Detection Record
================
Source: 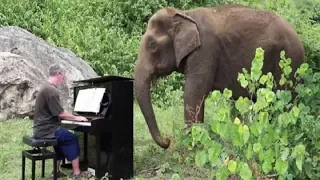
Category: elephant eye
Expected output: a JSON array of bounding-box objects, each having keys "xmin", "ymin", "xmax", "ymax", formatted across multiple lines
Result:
[
  {"xmin": 148, "ymin": 38, "xmax": 157, "ymax": 51},
  {"xmin": 149, "ymin": 40, "xmax": 156, "ymax": 49}
]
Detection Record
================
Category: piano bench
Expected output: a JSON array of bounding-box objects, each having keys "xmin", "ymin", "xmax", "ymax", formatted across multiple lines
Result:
[{"xmin": 21, "ymin": 135, "xmax": 58, "ymax": 180}]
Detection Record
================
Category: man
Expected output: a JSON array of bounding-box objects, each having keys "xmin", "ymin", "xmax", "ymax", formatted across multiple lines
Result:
[{"xmin": 33, "ymin": 64, "xmax": 92, "ymax": 179}]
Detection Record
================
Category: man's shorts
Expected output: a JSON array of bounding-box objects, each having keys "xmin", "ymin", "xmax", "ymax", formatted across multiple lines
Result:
[{"xmin": 54, "ymin": 127, "xmax": 80, "ymax": 161}]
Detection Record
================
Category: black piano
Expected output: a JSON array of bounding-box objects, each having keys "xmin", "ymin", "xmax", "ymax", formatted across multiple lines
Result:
[{"xmin": 60, "ymin": 75, "xmax": 134, "ymax": 180}]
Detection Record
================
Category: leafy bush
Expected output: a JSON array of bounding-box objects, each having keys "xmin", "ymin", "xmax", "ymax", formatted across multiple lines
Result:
[
  {"xmin": 243, "ymin": 0, "xmax": 320, "ymax": 71},
  {"xmin": 182, "ymin": 48, "xmax": 320, "ymax": 179},
  {"xmin": 293, "ymin": 0, "xmax": 320, "ymax": 24}
]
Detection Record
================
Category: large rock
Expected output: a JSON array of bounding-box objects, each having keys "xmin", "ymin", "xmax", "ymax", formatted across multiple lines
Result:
[{"xmin": 0, "ymin": 26, "xmax": 98, "ymax": 120}]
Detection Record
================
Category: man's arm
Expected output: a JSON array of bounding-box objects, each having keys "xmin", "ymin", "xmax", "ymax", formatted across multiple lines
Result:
[
  {"xmin": 59, "ymin": 112, "xmax": 88, "ymax": 121},
  {"xmin": 48, "ymin": 94, "xmax": 88, "ymax": 122}
]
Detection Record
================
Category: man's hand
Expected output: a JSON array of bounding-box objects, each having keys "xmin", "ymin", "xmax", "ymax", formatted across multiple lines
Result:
[
  {"xmin": 76, "ymin": 116, "xmax": 88, "ymax": 121},
  {"xmin": 59, "ymin": 112, "xmax": 89, "ymax": 121}
]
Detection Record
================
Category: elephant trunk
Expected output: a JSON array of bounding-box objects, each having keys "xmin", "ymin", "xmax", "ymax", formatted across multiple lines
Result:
[{"xmin": 134, "ymin": 68, "xmax": 170, "ymax": 149}]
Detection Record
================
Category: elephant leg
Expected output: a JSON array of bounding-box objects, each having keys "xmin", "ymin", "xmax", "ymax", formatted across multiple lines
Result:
[
  {"xmin": 182, "ymin": 75, "xmax": 213, "ymax": 156},
  {"xmin": 183, "ymin": 75, "xmax": 213, "ymax": 126}
]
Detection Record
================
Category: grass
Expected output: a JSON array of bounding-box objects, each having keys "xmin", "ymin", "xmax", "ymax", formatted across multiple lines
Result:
[{"xmin": 0, "ymin": 101, "xmax": 216, "ymax": 180}]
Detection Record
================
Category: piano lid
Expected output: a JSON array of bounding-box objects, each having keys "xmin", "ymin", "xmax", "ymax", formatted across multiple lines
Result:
[{"xmin": 73, "ymin": 75, "xmax": 134, "ymax": 84}]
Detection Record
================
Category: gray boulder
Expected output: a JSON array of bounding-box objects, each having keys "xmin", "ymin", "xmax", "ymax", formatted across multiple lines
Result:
[{"xmin": 0, "ymin": 26, "xmax": 98, "ymax": 120}]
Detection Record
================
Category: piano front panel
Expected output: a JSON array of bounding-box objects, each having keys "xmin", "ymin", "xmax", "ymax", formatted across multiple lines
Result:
[{"xmin": 75, "ymin": 131, "xmax": 112, "ymax": 175}]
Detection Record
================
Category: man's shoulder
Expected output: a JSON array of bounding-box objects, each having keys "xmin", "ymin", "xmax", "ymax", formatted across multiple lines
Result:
[{"xmin": 38, "ymin": 83, "xmax": 59, "ymax": 95}]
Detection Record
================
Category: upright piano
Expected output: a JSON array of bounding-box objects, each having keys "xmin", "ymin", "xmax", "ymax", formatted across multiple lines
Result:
[{"xmin": 60, "ymin": 75, "xmax": 134, "ymax": 180}]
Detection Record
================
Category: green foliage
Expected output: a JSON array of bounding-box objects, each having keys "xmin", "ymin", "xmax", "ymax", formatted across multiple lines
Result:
[
  {"xmin": 183, "ymin": 47, "xmax": 320, "ymax": 179},
  {"xmin": 0, "ymin": 2, "xmax": 319, "ymax": 179},
  {"xmin": 0, "ymin": 0, "xmax": 319, "ymax": 108},
  {"xmin": 293, "ymin": 0, "xmax": 320, "ymax": 24},
  {"xmin": 1, "ymin": 2, "xmax": 319, "ymax": 179},
  {"xmin": 247, "ymin": 0, "xmax": 320, "ymax": 71}
]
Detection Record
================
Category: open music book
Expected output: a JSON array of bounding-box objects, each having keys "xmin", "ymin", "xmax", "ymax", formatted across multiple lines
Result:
[{"xmin": 73, "ymin": 88, "xmax": 106, "ymax": 114}]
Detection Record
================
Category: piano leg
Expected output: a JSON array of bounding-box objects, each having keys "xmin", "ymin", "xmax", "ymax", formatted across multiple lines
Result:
[
  {"xmin": 95, "ymin": 135, "xmax": 102, "ymax": 178},
  {"xmin": 106, "ymin": 152, "xmax": 113, "ymax": 173},
  {"xmin": 83, "ymin": 132, "xmax": 88, "ymax": 165}
]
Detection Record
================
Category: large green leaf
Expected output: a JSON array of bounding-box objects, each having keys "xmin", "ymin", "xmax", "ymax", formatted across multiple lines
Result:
[
  {"xmin": 216, "ymin": 166, "xmax": 229, "ymax": 180},
  {"xmin": 195, "ymin": 150, "xmax": 207, "ymax": 167},
  {"xmin": 208, "ymin": 143, "xmax": 222, "ymax": 166},
  {"xmin": 275, "ymin": 159, "xmax": 288, "ymax": 174},
  {"xmin": 253, "ymin": 143, "xmax": 262, "ymax": 153},
  {"xmin": 246, "ymin": 143, "xmax": 253, "ymax": 160},
  {"xmin": 238, "ymin": 162, "xmax": 253, "ymax": 180},
  {"xmin": 262, "ymin": 161, "xmax": 272, "ymax": 174},
  {"xmin": 227, "ymin": 160, "xmax": 237, "ymax": 173}
]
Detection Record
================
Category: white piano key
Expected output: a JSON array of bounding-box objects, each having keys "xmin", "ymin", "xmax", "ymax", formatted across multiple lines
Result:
[{"xmin": 61, "ymin": 120, "xmax": 92, "ymax": 126}]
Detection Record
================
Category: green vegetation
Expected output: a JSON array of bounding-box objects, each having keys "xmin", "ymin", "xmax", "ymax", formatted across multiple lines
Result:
[
  {"xmin": 0, "ymin": 0, "xmax": 319, "ymax": 179},
  {"xmin": 1, "ymin": 0, "xmax": 319, "ymax": 107},
  {"xmin": 184, "ymin": 48, "xmax": 320, "ymax": 179}
]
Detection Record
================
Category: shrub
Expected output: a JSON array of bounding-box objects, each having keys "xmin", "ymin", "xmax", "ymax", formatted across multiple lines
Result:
[{"xmin": 182, "ymin": 47, "xmax": 320, "ymax": 179}]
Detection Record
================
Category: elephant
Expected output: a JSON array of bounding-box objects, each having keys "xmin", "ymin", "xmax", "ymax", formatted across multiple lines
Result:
[{"xmin": 133, "ymin": 4, "xmax": 305, "ymax": 149}]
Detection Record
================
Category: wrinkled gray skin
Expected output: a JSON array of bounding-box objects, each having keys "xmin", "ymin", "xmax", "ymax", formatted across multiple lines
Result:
[{"xmin": 133, "ymin": 4, "xmax": 305, "ymax": 149}]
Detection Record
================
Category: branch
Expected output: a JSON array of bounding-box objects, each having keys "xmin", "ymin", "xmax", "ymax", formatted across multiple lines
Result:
[
  {"xmin": 262, "ymin": 174, "xmax": 278, "ymax": 179},
  {"xmin": 138, "ymin": 166, "xmax": 160, "ymax": 174}
]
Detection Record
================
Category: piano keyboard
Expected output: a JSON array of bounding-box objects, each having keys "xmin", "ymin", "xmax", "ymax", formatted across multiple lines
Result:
[{"xmin": 61, "ymin": 120, "xmax": 91, "ymax": 126}]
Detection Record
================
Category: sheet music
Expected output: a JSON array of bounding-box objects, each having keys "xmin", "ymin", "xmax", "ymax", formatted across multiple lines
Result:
[{"xmin": 74, "ymin": 88, "xmax": 105, "ymax": 113}]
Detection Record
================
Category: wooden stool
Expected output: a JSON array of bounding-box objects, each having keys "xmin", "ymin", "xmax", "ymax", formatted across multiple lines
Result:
[{"xmin": 22, "ymin": 135, "xmax": 58, "ymax": 180}]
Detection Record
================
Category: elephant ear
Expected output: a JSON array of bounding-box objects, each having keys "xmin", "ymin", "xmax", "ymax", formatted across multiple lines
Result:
[{"xmin": 172, "ymin": 12, "xmax": 201, "ymax": 67}]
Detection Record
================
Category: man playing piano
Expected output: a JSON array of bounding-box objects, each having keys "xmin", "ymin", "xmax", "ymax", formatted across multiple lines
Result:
[{"xmin": 33, "ymin": 64, "xmax": 93, "ymax": 179}]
